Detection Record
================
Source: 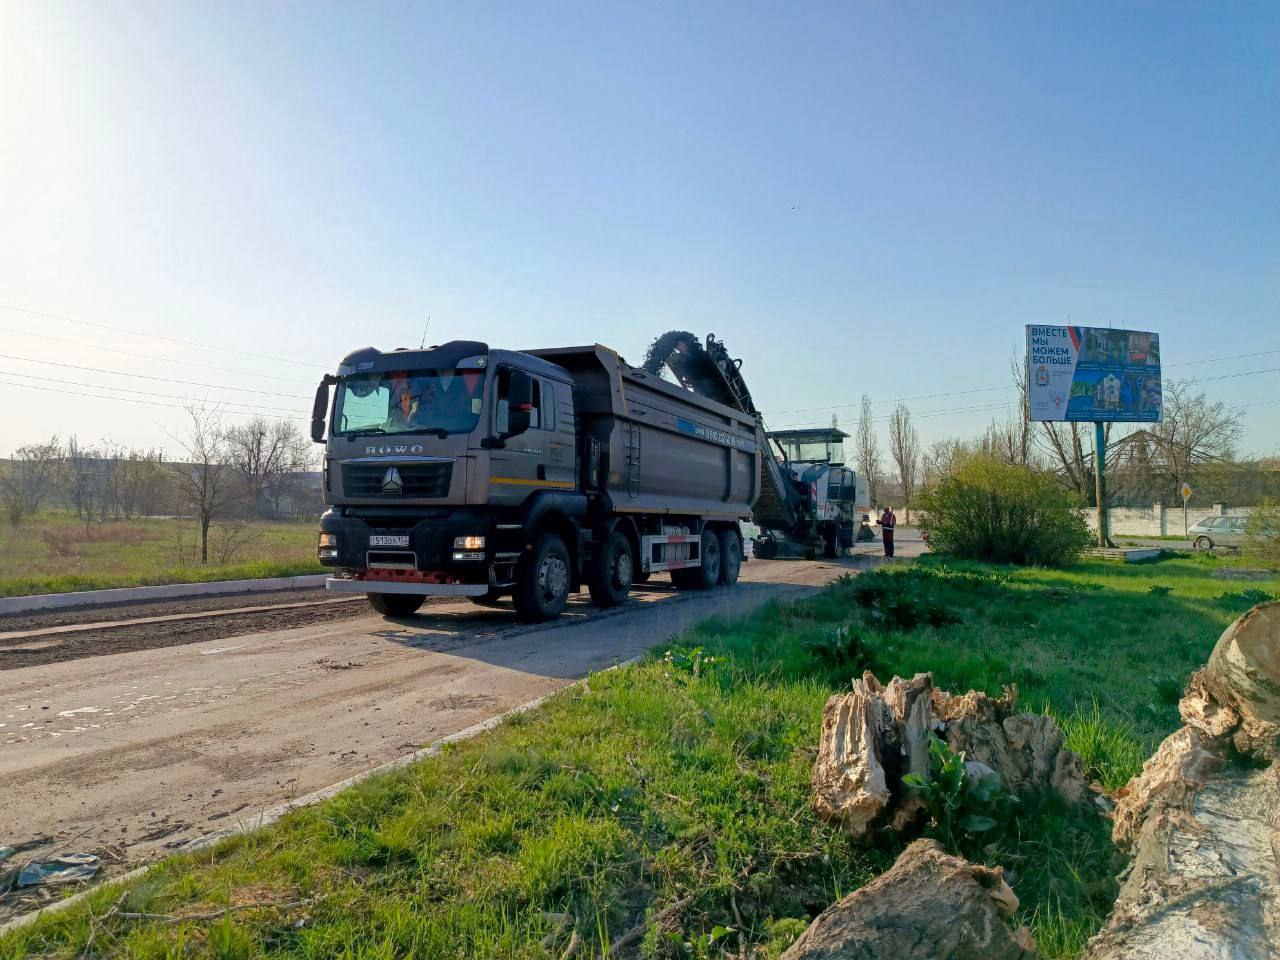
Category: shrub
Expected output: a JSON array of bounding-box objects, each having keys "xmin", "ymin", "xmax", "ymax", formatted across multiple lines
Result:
[
  {"xmin": 916, "ymin": 455, "xmax": 1091, "ymax": 567},
  {"xmin": 805, "ymin": 624, "xmax": 875, "ymax": 675},
  {"xmin": 1244, "ymin": 499, "xmax": 1280, "ymax": 571}
]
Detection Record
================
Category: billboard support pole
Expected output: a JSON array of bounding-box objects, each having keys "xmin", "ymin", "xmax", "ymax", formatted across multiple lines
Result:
[{"xmin": 1094, "ymin": 421, "xmax": 1112, "ymax": 548}]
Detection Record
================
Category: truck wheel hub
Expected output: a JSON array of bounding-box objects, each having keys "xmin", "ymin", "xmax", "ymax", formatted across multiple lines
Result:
[
  {"xmin": 540, "ymin": 556, "xmax": 568, "ymax": 598},
  {"xmin": 615, "ymin": 551, "xmax": 633, "ymax": 587}
]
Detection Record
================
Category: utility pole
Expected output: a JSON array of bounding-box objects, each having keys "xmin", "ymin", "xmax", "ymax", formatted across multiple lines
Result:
[{"xmin": 1094, "ymin": 421, "xmax": 1112, "ymax": 548}]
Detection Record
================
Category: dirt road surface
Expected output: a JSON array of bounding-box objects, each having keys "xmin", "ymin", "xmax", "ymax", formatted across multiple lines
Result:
[{"xmin": 0, "ymin": 537, "xmax": 923, "ymax": 912}]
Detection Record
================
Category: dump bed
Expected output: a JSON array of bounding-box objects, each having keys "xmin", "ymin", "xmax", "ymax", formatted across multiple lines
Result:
[{"xmin": 526, "ymin": 345, "xmax": 759, "ymax": 521}]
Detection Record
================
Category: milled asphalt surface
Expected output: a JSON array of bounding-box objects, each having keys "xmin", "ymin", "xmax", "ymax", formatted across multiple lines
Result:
[{"xmin": 0, "ymin": 535, "xmax": 924, "ymax": 915}]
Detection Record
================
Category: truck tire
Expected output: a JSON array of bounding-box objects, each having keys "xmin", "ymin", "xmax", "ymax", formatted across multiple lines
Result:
[
  {"xmin": 753, "ymin": 537, "xmax": 778, "ymax": 560},
  {"xmin": 513, "ymin": 533, "xmax": 572, "ymax": 621},
  {"xmin": 672, "ymin": 529, "xmax": 721, "ymax": 590},
  {"xmin": 367, "ymin": 593, "xmax": 425, "ymax": 617},
  {"xmin": 718, "ymin": 528, "xmax": 742, "ymax": 586},
  {"xmin": 588, "ymin": 530, "xmax": 634, "ymax": 607},
  {"xmin": 823, "ymin": 532, "xmax": 838, "ymax": 559}
]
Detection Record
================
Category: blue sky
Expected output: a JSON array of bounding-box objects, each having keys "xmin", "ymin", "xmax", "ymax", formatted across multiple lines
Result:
[{"xmin": 2, "ymin": 1, "xmax": 1277, "ymax": 455}]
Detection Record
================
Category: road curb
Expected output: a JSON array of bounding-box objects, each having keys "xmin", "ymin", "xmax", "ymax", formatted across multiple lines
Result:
[
  {"xmin": 0, "ymin": 654, "xmax": 642, "ymax": 937},
  {"xmin": 0, "ymin": 575, "xmax": 330, "ymax": 616}
]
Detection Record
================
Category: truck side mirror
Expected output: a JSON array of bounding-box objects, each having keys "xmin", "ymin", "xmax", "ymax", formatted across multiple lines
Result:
[
  {"xmin": 501, "ymin": 370, "xmax": 533, "ymax": 438},
  {"xmin": 311, "ymin": 377, "xmax": 335, "ymax": 443}
]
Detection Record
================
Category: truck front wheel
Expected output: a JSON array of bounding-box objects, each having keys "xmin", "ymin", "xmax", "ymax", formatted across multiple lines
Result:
[
  {"xmin": 588, "ymin": 531, "xmax": 634, "ymax": 607},
  {"xmin": 672, "ymin": 529, "xmax": 721, "ymax": 590},
  {"xmin": 367, "ymin": 593, "xmax": 425, "ymax": 618},
  {"xmin": 513, "ymin": 533, "xmax": 572, "ymax": 621}
]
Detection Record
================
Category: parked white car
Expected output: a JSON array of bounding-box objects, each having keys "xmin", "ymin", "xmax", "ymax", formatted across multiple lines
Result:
[{"xmin": 1188, "ymin": 516, "xmax": 1248, "ymax": 550}]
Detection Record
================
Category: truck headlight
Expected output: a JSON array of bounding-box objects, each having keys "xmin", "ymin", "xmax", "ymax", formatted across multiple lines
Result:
[
  {"xmin": 318, "ymin": 532, "xmax": 338, "ymax": 559},
  {"xmin": 453, "ymin": 535, "xmax": 485, "ymax": 550},
  {"xmin": 452, "ymin": 551, "xmax": 486, "ymax": 561}
]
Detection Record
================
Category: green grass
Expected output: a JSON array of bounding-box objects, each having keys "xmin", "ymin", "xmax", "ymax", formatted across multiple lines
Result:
[
  {"xmin": 5, "ymin": 553, "xmax": 1273, "ymax": 959},
  {"xmin": 0, "ymin": 512, "xmax": 322, "ymax": 597}
]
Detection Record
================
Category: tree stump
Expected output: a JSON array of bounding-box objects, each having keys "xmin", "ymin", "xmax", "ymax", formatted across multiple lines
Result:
[
  {"xmin": 779, "ymin": 839, "xmax": 1038, "ymax": 959},
  {"xmin": 812, "ymin": 672, "xmax": 1088, "ymax": 839},
  {"xmin": 1084, "ymin": 601, "xmax": 1280, "ymax": 960}
]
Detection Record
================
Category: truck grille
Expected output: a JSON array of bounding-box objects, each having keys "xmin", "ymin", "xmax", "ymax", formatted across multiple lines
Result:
[{"xmin": 341, "ymin": 461, "xmax": 453, "ymax": 498}]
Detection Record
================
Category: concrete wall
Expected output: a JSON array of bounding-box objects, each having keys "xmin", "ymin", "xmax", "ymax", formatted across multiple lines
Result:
[{"xmin": 1080, "ymin": 502, "xmax": 1254, "ymax": 537}]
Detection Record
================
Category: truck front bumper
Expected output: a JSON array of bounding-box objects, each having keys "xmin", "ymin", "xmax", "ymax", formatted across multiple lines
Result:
[
  {"xmin": 318, "ymin": 508, "xmax": 497, "ymax": 582},
  {"xmin": 326, "ymin": 578, "xmax": 489, "ymax": 597}
]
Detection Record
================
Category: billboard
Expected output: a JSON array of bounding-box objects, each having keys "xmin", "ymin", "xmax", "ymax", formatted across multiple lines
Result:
[{"xmin": 1026, "ymin": 325, "xmax": 1162, "ymax": 423}]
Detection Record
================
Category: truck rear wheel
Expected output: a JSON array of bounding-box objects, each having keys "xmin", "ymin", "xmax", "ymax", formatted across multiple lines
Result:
[
  {"xmin": 672, "ymin": 529, "xmax": 721, "ymax": 590},
  {"xmin": 513, "ymin": 533, "xmax": 572, "ymax": 621},
  {"xmin": 718, "ymin": 528, "xmax": 741, "ymax": 586},
  {"xmin": 753, "ymin": 537, "xmax": 778, "ymax": 560},
  {"xmin": 588, "ymin": 531, "xmax": 634, "ymax": 607},
  {"xmin": 367, "ymin": 593, "xmax": 425, "ymax": 618}
]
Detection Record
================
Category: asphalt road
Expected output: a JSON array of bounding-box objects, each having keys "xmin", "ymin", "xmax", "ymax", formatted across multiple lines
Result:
[{"xmin": 0, "ymin": 534, "xmax": 924, "ymax": 912}]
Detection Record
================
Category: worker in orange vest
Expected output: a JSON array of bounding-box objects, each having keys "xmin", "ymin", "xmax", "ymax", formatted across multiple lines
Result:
[{"xmin": 879, "ymin": 506, "xmax": 897, "ymax": 558}]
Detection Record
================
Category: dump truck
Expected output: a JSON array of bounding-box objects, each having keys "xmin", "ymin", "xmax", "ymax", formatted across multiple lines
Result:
[{"xmin": 310, "ymin": 340, "xmax": 761, "ymax": 621}]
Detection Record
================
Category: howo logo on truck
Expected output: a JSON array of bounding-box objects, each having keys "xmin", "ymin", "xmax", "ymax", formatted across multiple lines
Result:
[{"xmin": 364, "ymin": 444, "xmax": 425, "ymax": 455}]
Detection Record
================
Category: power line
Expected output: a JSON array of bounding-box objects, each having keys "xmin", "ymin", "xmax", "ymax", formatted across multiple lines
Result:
[
  {"xmin": 761, "ymin": 345, "xmax": 1280, "ymax": 419},
  {"xmin": 1186, "ymin": 365, "xmax": 1280, "ymax": 385},
  {"xmin": 767, "ymin": 363, "xmax": 1280, "ymax": 429},
  {"xmin": 0, "ymin": 377, "xmax": 307, "ymax": 421},
  {"xmin": 768, "ymin": 384, "xmax": 1012, "ymax": 416},
  {"xmin": 1170, "ymin": 348, "xmax": 1280, "ymax": 369},
  {"xmin": 0, "ymin": 303, "xmax": 329, "ymax": 369},
  {"xmin": 0, "ymin": 369, "xmax": 309, "ymax": 417},
  {"xmin": 0, "ymin": 354, "xmax": 312, "ymax": 399},
  {"xmin": 0, "ymin": 325, "xmax": 317, "ymax": 385}
]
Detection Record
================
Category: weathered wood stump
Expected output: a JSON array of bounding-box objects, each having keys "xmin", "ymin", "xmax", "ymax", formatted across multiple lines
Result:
[
  {"xmin": 812, "ymin": 672, "xmax": 1088, "ymax": 839},
  {"xmin": 1084, "ymin": 601, "xmax": 1280, "ymax": 960},
  {"xmin": 779, "ymin": 839, "xmax": 1038, "ymax": 959}
]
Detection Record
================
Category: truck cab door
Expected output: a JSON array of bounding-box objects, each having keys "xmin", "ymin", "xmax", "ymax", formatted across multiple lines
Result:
[{"xmin": 488, "ymin": 366, "xmax": 547, "ymax": 507}]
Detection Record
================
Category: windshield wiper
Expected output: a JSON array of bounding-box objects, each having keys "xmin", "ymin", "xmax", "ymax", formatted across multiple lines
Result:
[
  {"xmin": 342, "ymin": 427, "xmax": 389, "ymax": 439},
  {"xmin": 342, "ymin": 426, "xmax": 453, "ymax": 440}
]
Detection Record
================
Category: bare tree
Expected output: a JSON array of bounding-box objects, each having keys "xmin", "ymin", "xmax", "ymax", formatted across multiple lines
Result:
[
  {"xmin": 1149, "ymin": 380, "xmax": 1244, "ymax": 492},
  {"xmin": 888, "ymin": 403, "xmax": 921, "ymax": 522},
  {"xmin": 853, "ymin": 394, "xmax": 884, "ymax": 508},
  {"xmin": 0, "ymin": 438, "xmax": 62, "ymax": 529},
  {"xmin": 1006, "ymin": 353, "xmax": 1031, "ymax": 465},
  {"xmin": 166, "ymin": 406, "xmax": 242, "ymax": 563},
  {"xmin": 922, "ymin": 437, "xmax": 973, "ymax": 486},
  {"xmin": 118, "ymin": 449, "xmax": 173, "ymax": 518},
  {"xmin": 1036, "ymin": 420, "xmax": 1096, "ymax": 499},
  {"xmin": 224, "ymin": 417, "xmax": 315, "ymax": 518},
  {"xmin": 62, "ymin": 436, "xmax": 103, "ymax": 523}
]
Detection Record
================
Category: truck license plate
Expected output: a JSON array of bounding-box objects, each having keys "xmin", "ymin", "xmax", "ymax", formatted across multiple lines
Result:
[{"xmin": 369, "ymin": 535, "xmax": 410, "ymax": 547}]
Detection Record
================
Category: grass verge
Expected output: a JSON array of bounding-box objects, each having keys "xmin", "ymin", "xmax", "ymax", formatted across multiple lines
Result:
[
  {"xmin": 0, "ymin": 560, "xmax": 326, "ymax": 600},
  {"xmin": 0, "ymin": 513, "xmax": 322, "ymax": 598},
  {"xmin": 4, "ymin": 554, "xmax": 1274, "ymax": 959}
]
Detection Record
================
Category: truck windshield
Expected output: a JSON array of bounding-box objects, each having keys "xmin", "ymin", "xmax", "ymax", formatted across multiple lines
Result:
[{"xmin": 334, "ymin": 368, "xmax": 485, "ymax": 437}]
